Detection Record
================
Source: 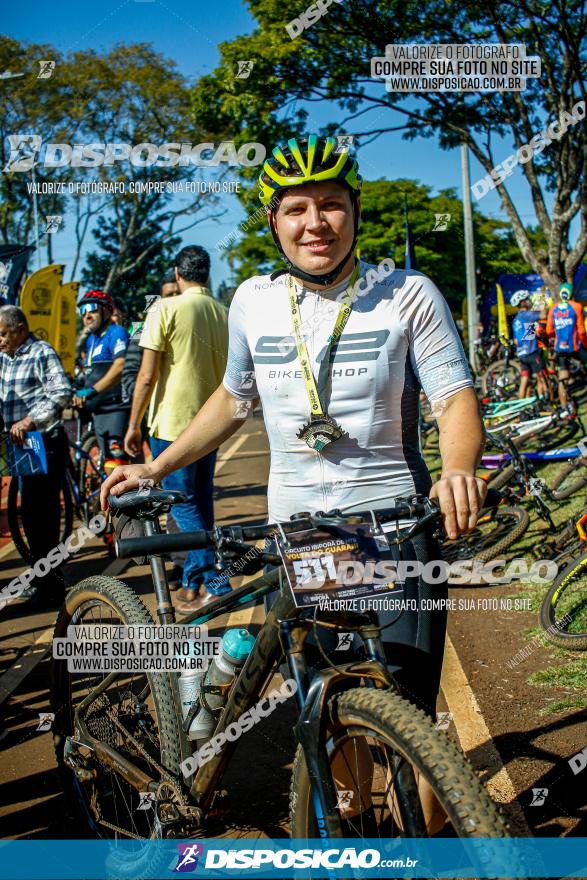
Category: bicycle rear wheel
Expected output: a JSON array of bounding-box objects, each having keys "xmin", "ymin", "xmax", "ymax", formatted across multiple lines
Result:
[
  {"xmin": 539, "ymin": 552, "xmax": 587, "ymax": 650},
  {"xmin": 78, "ymin": 433, "xmax": 105, "ymax": 525},
  {"xmin": 290, "ymin": 688, "xmax": 507, "ymax": 841},
  {"xmin": 8, "ymin": 475, "xmax": 74, "ymax": 564},
  {"xmin": 51, "ymin": 577, "xmax": 184, "ymax": 840},
  {"xmin": 481, "ymin": 359, "xmax": 520, "ymax": 400}
]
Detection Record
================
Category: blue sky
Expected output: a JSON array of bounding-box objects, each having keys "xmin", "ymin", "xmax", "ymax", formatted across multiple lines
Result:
[{"xmin": 4, "ymin": 0, "xmax": 551, "ymax": 293}]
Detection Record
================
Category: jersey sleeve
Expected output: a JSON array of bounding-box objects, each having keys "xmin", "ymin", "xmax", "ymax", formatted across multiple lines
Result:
[
  {"xmin": 110, "ymin": 325, "xmax": 129, "ymax": 359},
  {"xmin": 401, "ymin": 275, "xmax": 473, "ymax": 403},
  {"xmin": 222, "ymin": 284, "xmax": 258, "ymax": 400}
]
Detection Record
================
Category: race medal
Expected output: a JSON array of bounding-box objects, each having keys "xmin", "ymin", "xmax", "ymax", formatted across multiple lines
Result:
[
  {"xmin": 297, "ymin": 415, "xmax": 344, "ymax": 452},
  {"xmin": 288, "ymin": 262, "xmax": 361, "ymax": 454}
]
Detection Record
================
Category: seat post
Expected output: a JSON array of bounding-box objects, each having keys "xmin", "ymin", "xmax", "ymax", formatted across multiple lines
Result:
[{"xmin": 145, "ymin": 519, "xmax": 176, "ymax": 624}]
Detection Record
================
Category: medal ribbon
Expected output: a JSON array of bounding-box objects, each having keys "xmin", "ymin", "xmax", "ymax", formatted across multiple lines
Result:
[{"xmin": 287, "ymin": 261, "xmax": 361, "ymax": 418}]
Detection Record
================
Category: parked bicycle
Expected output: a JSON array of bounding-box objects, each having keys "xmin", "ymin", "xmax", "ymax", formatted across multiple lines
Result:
[
  {"xmin": 480, "ymin": 339, "xmax": 521, "ymax": 401},
  {"xmin": 8, "ymin": 411, "xmax": 107, "ymax": 564},
  {"xmin": 51, "ymin": 488, "xmax": 508, "ymax": 849},
  {"xmin": 535, "ymin": 510, "xmax": 587, "ymax": 651}
]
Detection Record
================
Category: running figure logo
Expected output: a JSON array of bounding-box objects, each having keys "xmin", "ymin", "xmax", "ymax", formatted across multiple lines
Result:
[
  {"xmin": 137, "ymin": 478, "xmax": 155, "ymax": 497},
  {"xmin": 336, "ymin": 789, "xmax": 354, "ymax": 810},
  {"xmin": 335, "ymin": 135, "xmax": 355, "ymax": 153},
  {"xmin": 44, "ymin": 216, "xmax": 63, "ymax": 234},
  {"xmin": 36, "ymin": 712, "xmax": 55, "ymax": 731},
  {"xmin": 336, "ymin": 632, "xmax": 353, "ymax": 651},
  {"xmin": 530, "ymin": 788, "xmax": 548, "ymax": 806},
  {"xmin": 174, "ymin": 844, "xmax": 203, "ymax": 872},
  {"xmin": 3, "ymin": 135, "xmax": 41, "ymax": 172},
  {"xmin": 136, "ymin": 792, "xmax": 156, "ymax": 811},
  {"xmin": 239, "ymin": 370, "xmax": 256, "ymax": 391},
  {"xmin": 37, "ymin": 60, "xmax": 55, "ymax": 79},
  {"xmin": 433, "ymin": 213, "xmax": 451, "ymax": 232},
  {"xmin": 236, "ymin": 60, "xmax": 254, "ymax": 79},
  {"xmin": 435, "ymin": 711, "xmax": 453, "ymax": 730}
]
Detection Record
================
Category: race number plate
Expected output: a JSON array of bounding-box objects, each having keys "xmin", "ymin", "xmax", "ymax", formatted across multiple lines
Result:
[{"xmin": 275, "ymin": 522, "xmax": 405, "ymax": 609}]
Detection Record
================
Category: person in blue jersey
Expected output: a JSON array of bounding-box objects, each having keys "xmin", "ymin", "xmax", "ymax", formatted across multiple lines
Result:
[
  {"xmin": 510, "ymin": 290, "xmax": 548, "ymax": 400},
  {"xmin": 74, "ymin": 289, "xmax": 131, "ymax": 469},
  {"xmin": 545, "ymin": 282, "xmax": 587, "ymax": 410}
]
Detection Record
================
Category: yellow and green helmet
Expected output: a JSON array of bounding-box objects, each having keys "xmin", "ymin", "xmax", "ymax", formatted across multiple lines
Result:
[{"xmin": 258, "ymin": 134, "xmax": 362, "ymax": 207}]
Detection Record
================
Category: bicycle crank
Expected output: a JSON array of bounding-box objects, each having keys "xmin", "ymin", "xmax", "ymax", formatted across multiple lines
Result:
[{"xmin": 154, "ymin": 781, "xmax": 203, "ymax": 838}]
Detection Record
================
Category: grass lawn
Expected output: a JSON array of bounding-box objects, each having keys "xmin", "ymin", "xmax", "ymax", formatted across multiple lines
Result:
[{"xmin": 423, "ymin": 397, "xmax": 587, "ymax": 716}]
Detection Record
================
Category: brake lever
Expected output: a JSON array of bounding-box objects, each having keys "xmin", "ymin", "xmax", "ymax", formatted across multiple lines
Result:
[{"xmin": 387, "ymin": 498, "xmax": 441, "ymax": 546}]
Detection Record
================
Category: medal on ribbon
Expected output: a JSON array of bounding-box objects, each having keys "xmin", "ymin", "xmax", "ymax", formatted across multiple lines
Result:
[{"xmin": 288, "ymin": 262, "xmax": 360, "ymax": 452}]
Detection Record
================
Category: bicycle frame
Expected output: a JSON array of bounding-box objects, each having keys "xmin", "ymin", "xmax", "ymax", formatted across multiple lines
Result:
[
  {"xmin": 66, "ymin": 434, "xmax": 105, "ymax": 521},
  {"xmin": 481, "ymin": 444, "xmax": 584, "ymax": 469},
  {"xmin": 68, "ymin": 520, "xmax": 395, "ymax": 837}
]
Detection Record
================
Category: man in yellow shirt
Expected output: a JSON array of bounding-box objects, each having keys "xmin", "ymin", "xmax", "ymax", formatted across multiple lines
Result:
[{"xmin": 124, "ymin": 246, "xmax": 229, "ymax": 607}]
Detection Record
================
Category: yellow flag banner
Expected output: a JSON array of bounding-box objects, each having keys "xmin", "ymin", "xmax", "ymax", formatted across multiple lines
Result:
[
  {"xmin": 58, "ymin": 282, "xmax": 79, "ymax": 377},
  {"xmin": 496, "ymin": 283, "xmax": 509, "ymax": 341},
  {"xmin": 20, "ymin": 264, "xmax": 64, "ymax": 346}
]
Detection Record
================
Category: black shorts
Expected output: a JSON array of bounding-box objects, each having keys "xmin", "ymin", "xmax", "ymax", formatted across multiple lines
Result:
[
  {"xmin": 555, "ymin": 348, "xmax": 587, "ymax": 371},
  {"xmin": 93, "ymin": 409, "xmax": 130, "ymax": 458},
  {"xmin": 519, "ymin": 351, "xmax": 544, "ymax": 377},
  {"xmin": 266, "ymin": 528, "xmax": 447, "ymax": 719}
]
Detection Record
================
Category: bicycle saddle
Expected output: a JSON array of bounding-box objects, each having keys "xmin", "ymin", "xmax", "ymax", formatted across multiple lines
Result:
[{"xmin": 108, "ymin": 488, "xmax": 187, "ymax": 518}]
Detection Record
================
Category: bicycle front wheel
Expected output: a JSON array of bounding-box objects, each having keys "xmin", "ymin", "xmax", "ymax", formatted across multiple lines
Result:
[
  {"xmin": 539, "ymin": 552, "xmax": 587, "ymax": 650},
  {"xmin": 290, "ymin": 688, "xmax": 507, "ymax": 840},
  {"xmin": 8, "ymin": 475, "xmax": 74, "ymax": 564},
  {"xmin": 441, "ymin": 506, "xmax": 529, "ymax": 566},
  {"xmin": 51, "ymin": 577, "xmax": 184, "ymax": 839}
]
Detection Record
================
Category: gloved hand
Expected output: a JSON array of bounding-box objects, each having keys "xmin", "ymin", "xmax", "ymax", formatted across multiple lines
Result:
[
  {"xmin": 76, "ymin": 387, "xmax": 97, "ymax": 399},
  {"xmin": 73, "ymin": 387, "xmax": 98, "ymax": 408}
]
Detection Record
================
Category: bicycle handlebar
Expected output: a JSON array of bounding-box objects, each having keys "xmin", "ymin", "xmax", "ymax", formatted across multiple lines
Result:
[{"xmin": 115, "ymin": 490, "xmax": 502, "ymax": 560}]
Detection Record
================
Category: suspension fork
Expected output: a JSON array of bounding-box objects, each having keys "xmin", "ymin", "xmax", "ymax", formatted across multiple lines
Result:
[{"xmin": 280, "ymin": 617, "xmax": 343, "ymax": 838}]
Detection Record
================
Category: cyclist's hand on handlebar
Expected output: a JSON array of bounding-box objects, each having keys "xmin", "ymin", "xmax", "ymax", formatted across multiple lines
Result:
[
  {"xmin": 429, "ymin": 471, "xmax": 487, "ymax": 540},
  {"xmin": 100, "ymin": 463, "xmax": 156, "ymax": 511}
]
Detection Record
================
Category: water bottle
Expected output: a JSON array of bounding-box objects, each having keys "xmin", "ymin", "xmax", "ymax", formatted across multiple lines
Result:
[
  {"xmin": 177, "ymin": 667, "xmax": 207, "ymax": 741},
  {"xmin": 189, "ymin": 628, "xmax": 255, "ymax": 743}
]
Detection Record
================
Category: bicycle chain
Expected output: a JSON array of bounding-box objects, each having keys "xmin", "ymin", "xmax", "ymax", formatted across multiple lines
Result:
[
  {"xmin": 107, "ymin": 708, "xmax": 189, "ymax": 806},
  {"xmin": 98, "ymin": 819, "xmax": 145, "ymax": 840}
]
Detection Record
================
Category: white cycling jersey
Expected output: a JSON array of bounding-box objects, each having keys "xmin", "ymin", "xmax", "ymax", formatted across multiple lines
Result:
[{"xmin": 223, "ymin": 261, "xmax": 473, "ymax": 523}]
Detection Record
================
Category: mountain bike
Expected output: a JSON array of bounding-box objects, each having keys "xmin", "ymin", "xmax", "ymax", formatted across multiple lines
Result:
[
  {"xmin": 534, "ymin": 509, "xmax": 587, "ymax": 651},
  {"xmin": 480, "ymin": 340, "xmax": 520, "ymax": 401},
  {"xmin": 51, "ymin": 488, "xmax": 508, "ymax": 855},
  {"xmin": 483, "ymin": 430, "xmax": 587, "ymax": 511},
  {"xmin": 8, "ymin": 415, "xmax": 106, "ymax": 564},
  {"xmin": 486, "ymin": 406, "xmax": 582, "ymax": 452}
]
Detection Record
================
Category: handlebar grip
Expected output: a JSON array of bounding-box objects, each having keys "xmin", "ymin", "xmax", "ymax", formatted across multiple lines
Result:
[{"xmin": 116, "ymin": 530, "xmax": 209, "ymax": 559}]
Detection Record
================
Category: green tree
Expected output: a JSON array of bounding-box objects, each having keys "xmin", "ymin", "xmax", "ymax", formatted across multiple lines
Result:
[
  {"xmin": 0, "ymin": 36, "xmax": 68, "ymax": 260},
  {"xmin": 0, "ymin": 39, "xmax": 222, "ymax": 281},
  {"xmin": 224, "ymin": 178, "xmax": 536, "ymax": 311},
  {"xmin": 191, "ymin": 0, "xmax": 586, "ymax": 291},
  {"xmin": 81, "ymin": 199, "xmax": 180, "ymax": 317}
]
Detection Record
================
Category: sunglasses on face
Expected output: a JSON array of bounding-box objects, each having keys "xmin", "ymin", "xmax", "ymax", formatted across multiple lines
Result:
[{"xmin": 79, "ymin": 303, "xmax": 100, "ymax": 315}]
